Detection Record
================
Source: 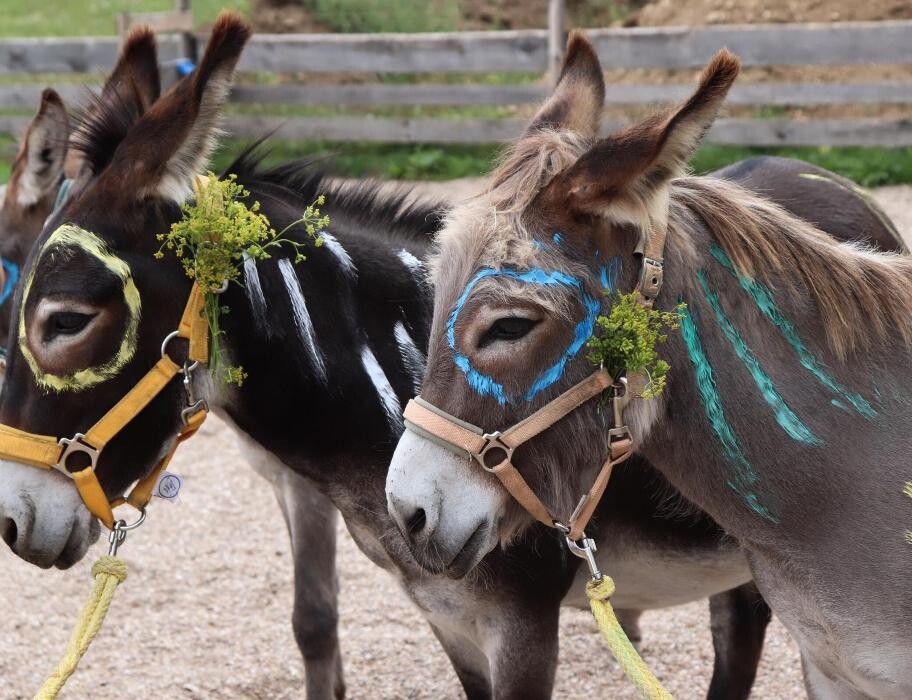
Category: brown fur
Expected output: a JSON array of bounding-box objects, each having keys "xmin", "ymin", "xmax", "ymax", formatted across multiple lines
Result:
[
  {"xmin": 670, "ymin": 177, "xmax": 912, "ymax": 359},
  {"xmin": 525, "ymin": 30, "xmax": 605, "ymax": 137}
]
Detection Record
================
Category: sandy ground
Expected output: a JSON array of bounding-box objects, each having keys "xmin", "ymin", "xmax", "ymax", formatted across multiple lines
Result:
[{"xmin": 1, "ymin": 186, "xmax": 910, "ymax": 699}]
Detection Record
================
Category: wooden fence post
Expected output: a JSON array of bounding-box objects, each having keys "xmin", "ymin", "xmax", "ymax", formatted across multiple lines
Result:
[
  {"xmin": 177, "ymin": 0, "xmax": 197, "ymax": 62},
  {"xmin": 547, "ymin": 0, "xmax": 565, "ymax": 85}
]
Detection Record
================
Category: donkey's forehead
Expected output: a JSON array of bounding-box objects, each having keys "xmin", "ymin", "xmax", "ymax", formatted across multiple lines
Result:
[{"xmin": 37, "ymin": 224, "xmax": 130, "ymax": 279}]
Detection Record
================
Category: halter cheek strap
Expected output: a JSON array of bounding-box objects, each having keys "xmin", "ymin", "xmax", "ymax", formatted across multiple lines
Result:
[
  {"xmin": 0, "ymin": 283, "xmax": 209, "ymax": 529},
  {"xmin": 403, "ymin": 367, "xmax": 633, "ymax": 542}
]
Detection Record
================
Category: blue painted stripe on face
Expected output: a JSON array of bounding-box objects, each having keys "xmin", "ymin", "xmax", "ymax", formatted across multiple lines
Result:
[
  {"xmin": 552, "ymin": 232, "xmax": 564, "ymax": 245},
  {"xmin": 710, "ymin": 244, "xmax": 876, "ymax": 419},
  {"xmin": 447, "ymin": 266, "xmax": 600, "ymax": 404},
  {"xmin": 0, "ymin": 258, "xmax": 19, "ymax": 306},
  {"xmin": 697, "ymin": 270, "xmax": 821, "ymax": 446},
  {"xmin": 679, "ymin": 302, "xmax": 778, "ymax": 522},
  {"xmin": 532, "ymin": 240, "xmax": 546, "ymax": 251},
  {"xmin": 599, "ymin": 256, "xmax": 623, "ymax": 292}
]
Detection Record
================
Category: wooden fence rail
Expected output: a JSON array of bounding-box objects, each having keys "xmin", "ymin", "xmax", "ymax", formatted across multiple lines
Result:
[{"xmin": 0, "ymin": 20, "xmax": 910, "ymax": 146}]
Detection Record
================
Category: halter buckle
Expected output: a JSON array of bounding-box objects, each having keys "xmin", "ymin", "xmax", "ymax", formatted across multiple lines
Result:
[
  {"xmin": 55, "ymin": 433, "xmax": 99, "ymax": 478},
  {"xmin": 637, "ymin": 256, "xmax": 664, "ymax": 303},
  {"xmin": 473, "ymin": 431, "xmax": 514, "ymax": 472},
  {"xmin": 608, "ymin": 378, "xmax": 631, "ymax": 442}
]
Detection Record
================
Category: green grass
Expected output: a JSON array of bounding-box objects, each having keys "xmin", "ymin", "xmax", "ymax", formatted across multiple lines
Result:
[
  {"xmin": 0, "ymin": 0, "xmax": 248, "ymax": 37},
  {"xmin": 211, "ymin": 138, "xmax": 500, "ymax": 181},
  {"xmin": 206, "ymin": 138, "xmax": 912, "ymax": 186},
  {"xmin": 692, "ymin": 145, "xmax": 912, "ymax": 188},
  {"xmin": 304, "ymin": 0, "xmax": 458, "ymax": 33}
]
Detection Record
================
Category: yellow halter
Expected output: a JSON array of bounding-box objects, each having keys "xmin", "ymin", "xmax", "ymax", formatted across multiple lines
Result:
[{"xmin": 0, "ymin": 282, "xmax": 209, "ymax": 529}]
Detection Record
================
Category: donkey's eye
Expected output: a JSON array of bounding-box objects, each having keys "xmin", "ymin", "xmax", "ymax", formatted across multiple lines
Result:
[
  {"xmin": 48, "ymin": 311, "xmax": 94, "ymax": 337},
  {"xmin": 479, "ymin": 317, "xmax": 538, "ymax": 348}
]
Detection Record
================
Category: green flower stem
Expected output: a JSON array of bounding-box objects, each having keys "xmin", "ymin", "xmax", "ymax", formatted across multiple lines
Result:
[{"xmin": 157, "ymin": 173, "xmax": 329, "ymax": 385}]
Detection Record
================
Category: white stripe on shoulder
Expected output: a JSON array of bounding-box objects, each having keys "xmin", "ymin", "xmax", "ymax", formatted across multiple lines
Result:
[
  {"xmin": 397, "ymin": 249, "xmax": 424, "ymax": 274},
  {"xmin": 360, "ymin": 343, "xmax": 404, "ymax": 435},
  {"xmin": 278, "ymin": 258, "xmax": 328, "ymax": 385},
  {"xmin": 243, "ymin": 254, "xmax": 270, "ymax": 337},
  {"xmin": 393, "ymin": 321, "xmax": 425, "ymax": 394},
  {"xmin": 321, "ymin": 231, "xmax": 357, "ymax": 279}
]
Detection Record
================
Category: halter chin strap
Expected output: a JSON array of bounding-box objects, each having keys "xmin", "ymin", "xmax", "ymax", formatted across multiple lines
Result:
[
  {"xmin": 0, "ymin": 283, "xmax": 210, "ymax": 529},
  {"xmin": 403, "ymin": 368, "xmax": 633, "ymax": 542}
]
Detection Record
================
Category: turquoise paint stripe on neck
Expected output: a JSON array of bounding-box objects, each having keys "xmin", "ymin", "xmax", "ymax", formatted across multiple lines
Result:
[
  {"xmin": 679, "ymin": 303, "xmax": 778, "ymax": 522},
  {"xmin": 697, "ymin": 270, "xmax": 821, "ymax": 446},
  {"xmin": 709, "ymin": 244, "xmax": 876, "ymax": 419}
]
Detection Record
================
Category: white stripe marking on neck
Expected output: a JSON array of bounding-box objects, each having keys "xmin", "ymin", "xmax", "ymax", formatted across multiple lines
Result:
[
  {"xmin": 243, "ymin": 254, "xmax": 270, "ymax": 337},
  {"xmin": 279, "ymin": 258, "xmax": 327, "ymax": 385},
  {"xmin": 393, "ymin": 321, "xmax": 424, "ymax": 394},
  {"xmin": 397, "ymin": 249, "xmax": 424, "ymax": 275},
  {"xmin": 360, "ymin": 343, "xmax": 404, "ymax": 435},
  {"xmin": 321, "ymin": 231, "xmax": 357, "ymax": 280}
]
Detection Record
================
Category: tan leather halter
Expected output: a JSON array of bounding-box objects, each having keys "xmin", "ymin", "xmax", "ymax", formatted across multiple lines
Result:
[
  {"xmin": 0, "ymin": 283, "xmax": 210, "ymax": 529},
  {"xmin": 404, "ymin": 368, "xmax": 633, "ymax": 542},
  {"xmin": 403, "ymin": 223, "xmax": 666, "ymax": 556}
]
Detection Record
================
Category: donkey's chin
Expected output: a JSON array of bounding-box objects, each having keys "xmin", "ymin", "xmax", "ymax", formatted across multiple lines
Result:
[
  {"xmin": 0, "ymin": 459, "xmax": 100, "ymax": 569},
  {"xmin": 406, "ymin": 520, "xmax": 499, "ymax": 580}
]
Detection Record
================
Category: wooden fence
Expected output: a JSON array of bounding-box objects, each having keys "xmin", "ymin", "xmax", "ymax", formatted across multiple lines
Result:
[{"xmin": 0, "ymin": 18, "xmax": 910, "ymax": 146}]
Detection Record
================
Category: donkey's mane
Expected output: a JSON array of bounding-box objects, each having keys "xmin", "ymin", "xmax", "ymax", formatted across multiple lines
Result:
[
  {"xmin": 672, "ymin": 176, "xmax": 912, "ymax": 359},
  {"xmin": 226, "ymin": 141, "xmax": 444, "ymax": 244}
]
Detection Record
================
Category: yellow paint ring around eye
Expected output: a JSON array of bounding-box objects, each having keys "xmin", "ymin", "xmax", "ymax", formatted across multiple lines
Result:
[{"xmin": 17, "ymin": 224, "xmax": 142, "ymax": 393}]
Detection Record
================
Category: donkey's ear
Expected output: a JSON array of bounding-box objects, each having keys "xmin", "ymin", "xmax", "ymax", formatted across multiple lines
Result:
[
  {"xmin": 525, "ymin": 31, "xmax": 605, "ymax": 138},
  {"xmin": 73, "ymin": 27, "xmax": 160, "ymax": 176},
  {"xmin": 8, "ymin": 89, "xmax": 70, "ymax": 209},
  {"xmin": 102, "ymin": 26, "xmax": 161, "ymax": 109},
  {"xmin": 98, "ymin": 11, "xmax": 251, "ymax": 202},
  {"xmin": 544, "ymin": 49, "xmax": 740, "ymax": 220}
]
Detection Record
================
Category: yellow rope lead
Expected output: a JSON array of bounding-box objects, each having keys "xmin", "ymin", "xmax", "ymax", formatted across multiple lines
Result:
[
  {"xmin": 586, "ymin": 575, "xmax": 673, "ymax": 700},
  {"xmin": 34, "ymin": 555, "xmax": 128, "ymax": 700}
]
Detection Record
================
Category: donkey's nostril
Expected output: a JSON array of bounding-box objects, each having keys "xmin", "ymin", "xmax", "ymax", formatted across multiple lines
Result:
[
  {"xmin": 1, "ymin": 516, "xmax": 18, "ymax": 549},
  {"xmin": 406, "ymin": 508, "xmax": 427, "ymax": 536}
]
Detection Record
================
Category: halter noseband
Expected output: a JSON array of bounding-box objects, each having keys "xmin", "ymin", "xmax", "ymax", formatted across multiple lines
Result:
[
  {"xmin": 404, "ymin": 367, "xmax": 632, "ymax": 542},
  {"xmin": 0, "ymin": 283, "xmax": 210, "ymax": 529}
]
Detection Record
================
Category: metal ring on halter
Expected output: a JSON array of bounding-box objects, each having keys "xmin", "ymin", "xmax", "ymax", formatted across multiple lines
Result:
[
  {"xmin": 107, "ymin": 507, "xmax": 145, "ymax": 555},
  {"xmin": 113, "ymin": 506, "xmax": 146, "ymax": 532},
  {"xmin": 160, "ymin": 330, "xmax": 200, "ymax": 374}
]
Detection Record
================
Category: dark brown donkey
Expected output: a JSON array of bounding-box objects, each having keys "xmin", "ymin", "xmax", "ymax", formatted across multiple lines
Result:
[
  {"xmin": 0, "ymin": 18, "xmax": 904, "ymax": 699},
  {"xmin": 386, "ymin": 32, "xmax": 912, "ymax": 699}
]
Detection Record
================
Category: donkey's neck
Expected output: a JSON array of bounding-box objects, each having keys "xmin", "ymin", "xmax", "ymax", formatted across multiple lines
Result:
[
  {"xmin": 630, "ymin": 181, "xmax": 912, "ymax": 544},
  {"xmin": 213, "ymin": 196, "xmax": 433, "ymax": 485}
]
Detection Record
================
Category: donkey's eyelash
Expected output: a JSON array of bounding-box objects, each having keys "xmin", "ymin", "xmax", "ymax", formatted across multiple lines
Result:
[{"xmin": 478, "ymin": 317, "xmax": 539, "ymax": 348}]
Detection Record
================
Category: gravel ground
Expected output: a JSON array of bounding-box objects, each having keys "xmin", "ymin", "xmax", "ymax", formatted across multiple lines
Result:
[{"xmin": 1, "ymin": 186, "xmax": 909, "ymax": 699}]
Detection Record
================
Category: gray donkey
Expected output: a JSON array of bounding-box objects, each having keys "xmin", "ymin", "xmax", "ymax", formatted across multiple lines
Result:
[{"xmin": 386, "ymin": 33, "xmax": 912, "ymax": 699}]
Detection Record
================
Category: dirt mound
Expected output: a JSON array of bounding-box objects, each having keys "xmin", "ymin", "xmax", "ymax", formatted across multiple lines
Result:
[{"xmin": 632, "ymin": 0, "xmax": 912, "ymax": 26}]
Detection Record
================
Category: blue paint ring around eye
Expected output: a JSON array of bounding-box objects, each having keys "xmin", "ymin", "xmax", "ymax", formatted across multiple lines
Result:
[{"xmin": 446, "ymin": 267, "xmax": 601, "ymax": 405}]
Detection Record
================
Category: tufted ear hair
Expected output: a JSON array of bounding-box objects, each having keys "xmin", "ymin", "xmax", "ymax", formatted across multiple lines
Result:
[
  {"xmin": 538, "ymin": 48, "xmax": 741, "ymax": 226},
  {"xmin": 95, "ymin": 11, "xmax": 251, "ymax": 203},
  {"xmin": 72, "ymin": 26, "xmax": 161, "ymax": 176},
  {"xmin": 524, "ymin": 31, "xmax": 605, "ymax": 139},
  {"xmin": 6, "ymin": 89, "xmax": 70, "ymax": 211}
]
